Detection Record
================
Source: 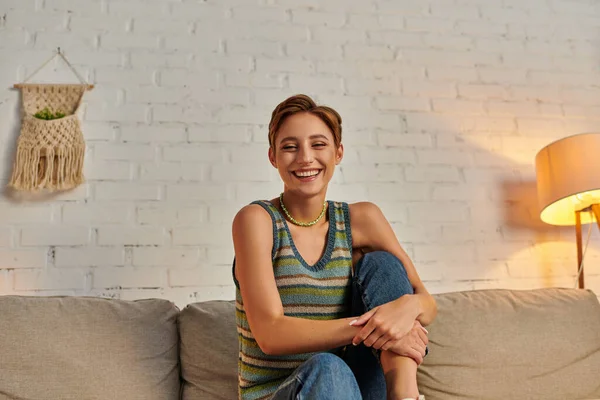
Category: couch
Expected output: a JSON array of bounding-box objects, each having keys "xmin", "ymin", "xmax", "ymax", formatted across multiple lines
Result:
[{"xmin": 1, "ymin": 287, "xmax": 599, "ymax": 400}]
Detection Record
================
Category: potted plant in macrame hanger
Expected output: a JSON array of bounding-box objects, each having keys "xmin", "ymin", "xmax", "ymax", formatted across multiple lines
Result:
[{"xmin": 9, "ymin": 48, "xmax": 94, "ymax": 192}]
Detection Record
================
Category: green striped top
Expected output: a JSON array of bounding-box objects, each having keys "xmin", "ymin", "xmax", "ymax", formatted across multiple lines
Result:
[{"xmin": 232, "ymin": 200, "xmax": 353, "ymax": 400}]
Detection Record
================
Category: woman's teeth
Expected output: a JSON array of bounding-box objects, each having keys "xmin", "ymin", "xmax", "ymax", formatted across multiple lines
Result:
[{"xmin": 294, "ymin": 170, "xmax": 320, "ymax": 177}]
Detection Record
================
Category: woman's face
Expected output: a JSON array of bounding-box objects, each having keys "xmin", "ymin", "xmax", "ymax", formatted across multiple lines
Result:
[{"xmin": 269, "ymin": 112, "xmax": 343, "ymax": 197}]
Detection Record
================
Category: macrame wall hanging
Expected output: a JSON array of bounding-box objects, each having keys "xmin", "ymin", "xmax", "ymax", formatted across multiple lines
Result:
[{"xmin": 10, "ymin": 48, "xmax": 94, "ymax": 192}]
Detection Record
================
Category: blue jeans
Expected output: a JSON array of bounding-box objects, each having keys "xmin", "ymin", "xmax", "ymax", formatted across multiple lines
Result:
[{"xmin": 271, "ymin": 251, "xmax": 416, "ymax": 400}]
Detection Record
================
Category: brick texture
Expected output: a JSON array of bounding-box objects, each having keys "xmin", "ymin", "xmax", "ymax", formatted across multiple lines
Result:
[{"xmin": 1, "ymin": 0, "xmax": 599, "ymax": 308}]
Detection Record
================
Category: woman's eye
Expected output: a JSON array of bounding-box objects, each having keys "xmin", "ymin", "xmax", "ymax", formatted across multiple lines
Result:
[
  {"xmin": 282, "ymin": 146, "xmax": 296, "ymax": 150},
  {"xmin": 313, "ymin": 143, "xmax": 326, "ymax": 147}
]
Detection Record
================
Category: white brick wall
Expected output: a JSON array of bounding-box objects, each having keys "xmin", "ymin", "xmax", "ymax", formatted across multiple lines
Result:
[{"xmin": 1, "ymin": 0, "xmax": 599, "ymax": 308}]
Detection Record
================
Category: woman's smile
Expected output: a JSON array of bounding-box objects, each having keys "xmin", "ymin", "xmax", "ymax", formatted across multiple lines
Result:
[{"xmin": 292, "ymin": 169, "xmax": 322, "ymax": 182}]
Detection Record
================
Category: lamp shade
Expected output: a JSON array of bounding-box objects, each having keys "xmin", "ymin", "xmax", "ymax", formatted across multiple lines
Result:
[
  {"xmin": 535, "ymin": 132, "xmax": 600, "ymax": 226},
  {"xmin": 535, "ymin": 133, "xmax": 600, "ymax": 225}
]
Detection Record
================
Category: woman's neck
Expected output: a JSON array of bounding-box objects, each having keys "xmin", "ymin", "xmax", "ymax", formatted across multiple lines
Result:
[{"xmin": 278, "ymin": 191, "xmax": 327, "ymax": 225}]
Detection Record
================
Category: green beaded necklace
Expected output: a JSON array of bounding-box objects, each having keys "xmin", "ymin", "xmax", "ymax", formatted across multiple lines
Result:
[{"xmin": 279, "ymin": 192, "xmax": 327, "ymax": 227}]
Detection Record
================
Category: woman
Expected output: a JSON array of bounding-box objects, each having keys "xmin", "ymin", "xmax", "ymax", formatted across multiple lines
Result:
[{"xmin": 232, "ymin": 94, "xmax": 437, "ymax": 400}]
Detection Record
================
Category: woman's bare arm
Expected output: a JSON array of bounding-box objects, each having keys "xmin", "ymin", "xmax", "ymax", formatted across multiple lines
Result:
[
  {"xmin": 233, "ymin": 204, "xmax": 361, "ymax": 356},
  {"xmin": 350, "ymin": 202, "xmax": 437, "ymax": 326}
]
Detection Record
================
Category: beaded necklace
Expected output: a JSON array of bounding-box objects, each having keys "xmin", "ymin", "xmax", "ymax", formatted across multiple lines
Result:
[{"xmin": 279, "ymin": 192, "xmax": 327, "ymax": 227}]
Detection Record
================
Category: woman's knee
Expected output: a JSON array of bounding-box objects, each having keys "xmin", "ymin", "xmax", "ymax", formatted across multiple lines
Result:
[
  {"xmin": 357, "ymin": 251, "xmax": 408, "ymax": 277},
  {"xmin": 355, "ymin": 251, "xmax": 413, "ymax": 295}
]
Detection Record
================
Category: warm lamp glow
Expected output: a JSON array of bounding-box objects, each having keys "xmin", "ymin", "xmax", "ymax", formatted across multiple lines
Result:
[
  {"xmin": 540, "ymin": 189, "xmax": 600, "ymax": 225},
  {"xmin": 535, "ymin": 133, "xmax": 600, "ymax": 226}
]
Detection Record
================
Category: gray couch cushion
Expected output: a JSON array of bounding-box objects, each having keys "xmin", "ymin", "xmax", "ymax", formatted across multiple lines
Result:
[
  {"xmin": 0, "ymin": 295, "xmax": 180, "ymax": 400},
  {"xmin": 178, "ymin": 300, "xmax": 238, "ymax": 400},
  {"xmin": 419, "ymin": 288, "xmax": 600, "ymax": 400}
]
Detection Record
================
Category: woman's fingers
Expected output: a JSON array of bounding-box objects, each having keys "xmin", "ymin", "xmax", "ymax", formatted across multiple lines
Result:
[
  {"xmin": 415, "ymin": 326, "xmax": 428, "ymax": 345},
  {"xmin": 362, "ymin": 324, "xmax": 387, "ymax": 347},
  {"xmin": 381, "ymin": 340, "xmax": 393, "ymax": 352},
  {"xmin": 352, "ymin": 318, "xmax": 377, "ymax": 346},
  {"xmin": 408, "ymin": 347, "xmax": 423, "ymax": 365},
  {"xmin": 371, "ymin": 335, "xmax": 390, "ymax": 350},
  {"xmin": 353, "ymin": 310, "xmax": 429, "ymax": 353},
  {"xmin": 349, "ymin": 307, "xmax": 377, "ymax": 327},
  {"xmin": 413, "ymin": 341, "xmax": 427, "ymax": 357}
]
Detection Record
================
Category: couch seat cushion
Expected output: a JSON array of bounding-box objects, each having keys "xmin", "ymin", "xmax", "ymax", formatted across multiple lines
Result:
[
  {"xmin": 419, "ymin": 288, "xmax": 600, "ymax": 400},
  {"xmin": 0, "ymin": 295, "xmax": 180, "ymax": 400}
]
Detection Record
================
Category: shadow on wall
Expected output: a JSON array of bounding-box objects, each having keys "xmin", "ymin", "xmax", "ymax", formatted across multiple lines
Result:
[
  {"xmin": 501, "ymin": 180, "xmax": 548, "ymax": 231},
  {"xmin": 1, "ymin": 90, "xmax": 22, "ymax": 195},
  {"xmin": 501, "ymin": 179, "xmax": 578, "ymax": 288}
]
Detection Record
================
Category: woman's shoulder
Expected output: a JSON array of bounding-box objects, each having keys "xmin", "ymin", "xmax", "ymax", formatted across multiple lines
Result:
[
  {"xmin": 233, "ymin": 202, "xmax": 274, "ymax": 231},
  {"xmin": 347, "ymin": 201, "xmax": 383, "ymax": 220},
  {"xmin": 347, "ymin": 201, "xmax": 389, "ymax": 231},
  {"xmin": 346, "ymin": 202, "xmax": 391, "ymax": 249}
]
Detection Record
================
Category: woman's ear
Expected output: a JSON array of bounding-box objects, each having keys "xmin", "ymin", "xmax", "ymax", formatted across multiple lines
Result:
[
  {"xmin": 335, "ymin": 143, "xmax": 344, "ymax": 165},
  {"xmin": 268, "ymin": 147, "xmax": 277, "ymax": 168}
]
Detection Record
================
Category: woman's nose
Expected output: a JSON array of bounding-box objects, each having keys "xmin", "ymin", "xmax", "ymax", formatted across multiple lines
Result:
[{"xmin": 297, "ymin": 146, "xmax": 314, "ymax": 164}]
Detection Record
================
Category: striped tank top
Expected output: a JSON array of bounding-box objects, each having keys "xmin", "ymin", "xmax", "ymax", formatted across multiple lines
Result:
[{"xmin": 232, "ymin": 200, "xmax": 354, "ymax": 400}]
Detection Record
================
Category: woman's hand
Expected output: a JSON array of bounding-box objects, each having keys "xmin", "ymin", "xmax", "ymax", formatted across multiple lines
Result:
[
  {"xmin": 386, "ymin": 321, "xmax": 429, "ymax": 365},
  {"xmin": 350, "ymin": 295, "xmax": 422, "ymax": 350}
]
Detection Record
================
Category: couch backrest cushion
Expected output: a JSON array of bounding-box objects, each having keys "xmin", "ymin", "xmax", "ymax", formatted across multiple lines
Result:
[
  {"xmin": 419, "ymin": 288, "xmax": 600, "ymax": 400},
  {"xmin": 178, "ymin": 300, "xmax": 238, "ymax": 400},
  {"xmin": 0, "ymin": 295, "xmax": 180, "ymax": 400}
]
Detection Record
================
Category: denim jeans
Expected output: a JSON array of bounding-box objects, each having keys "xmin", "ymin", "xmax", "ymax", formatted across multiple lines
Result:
[{"xmin": 271, "ymin": 251, "xmax": 416, "ymax": 400}]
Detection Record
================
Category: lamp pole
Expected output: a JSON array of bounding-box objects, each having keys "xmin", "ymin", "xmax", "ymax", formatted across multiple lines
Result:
[
  {"xmin": 575, "ymin": 209, "xmax": 584, "ymax": 289},
  {"xmin": 575, "ymin": 204, "xmax": 600, "ymax": 289}
]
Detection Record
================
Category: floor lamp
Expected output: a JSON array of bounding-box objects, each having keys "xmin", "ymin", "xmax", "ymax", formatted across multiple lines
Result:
[{"xmin": 535, "ymin": 133, "xmax": 600, "ymax": 289}]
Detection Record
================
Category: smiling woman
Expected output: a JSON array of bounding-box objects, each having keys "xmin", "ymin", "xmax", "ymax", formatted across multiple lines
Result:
[{"xmin": 231, "ymin": 94, "xmax": 436, "ymax": 400}]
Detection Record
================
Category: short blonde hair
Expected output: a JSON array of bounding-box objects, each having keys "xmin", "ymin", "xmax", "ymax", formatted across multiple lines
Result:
[{"xmin": 268, "ymin": 94, "xmax": 342, "ymax": 148}]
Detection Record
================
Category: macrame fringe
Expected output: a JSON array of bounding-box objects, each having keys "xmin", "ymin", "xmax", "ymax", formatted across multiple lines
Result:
[{"xmin": 9, "ymin": 144, "xmax": 85, "ymax": 191}]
